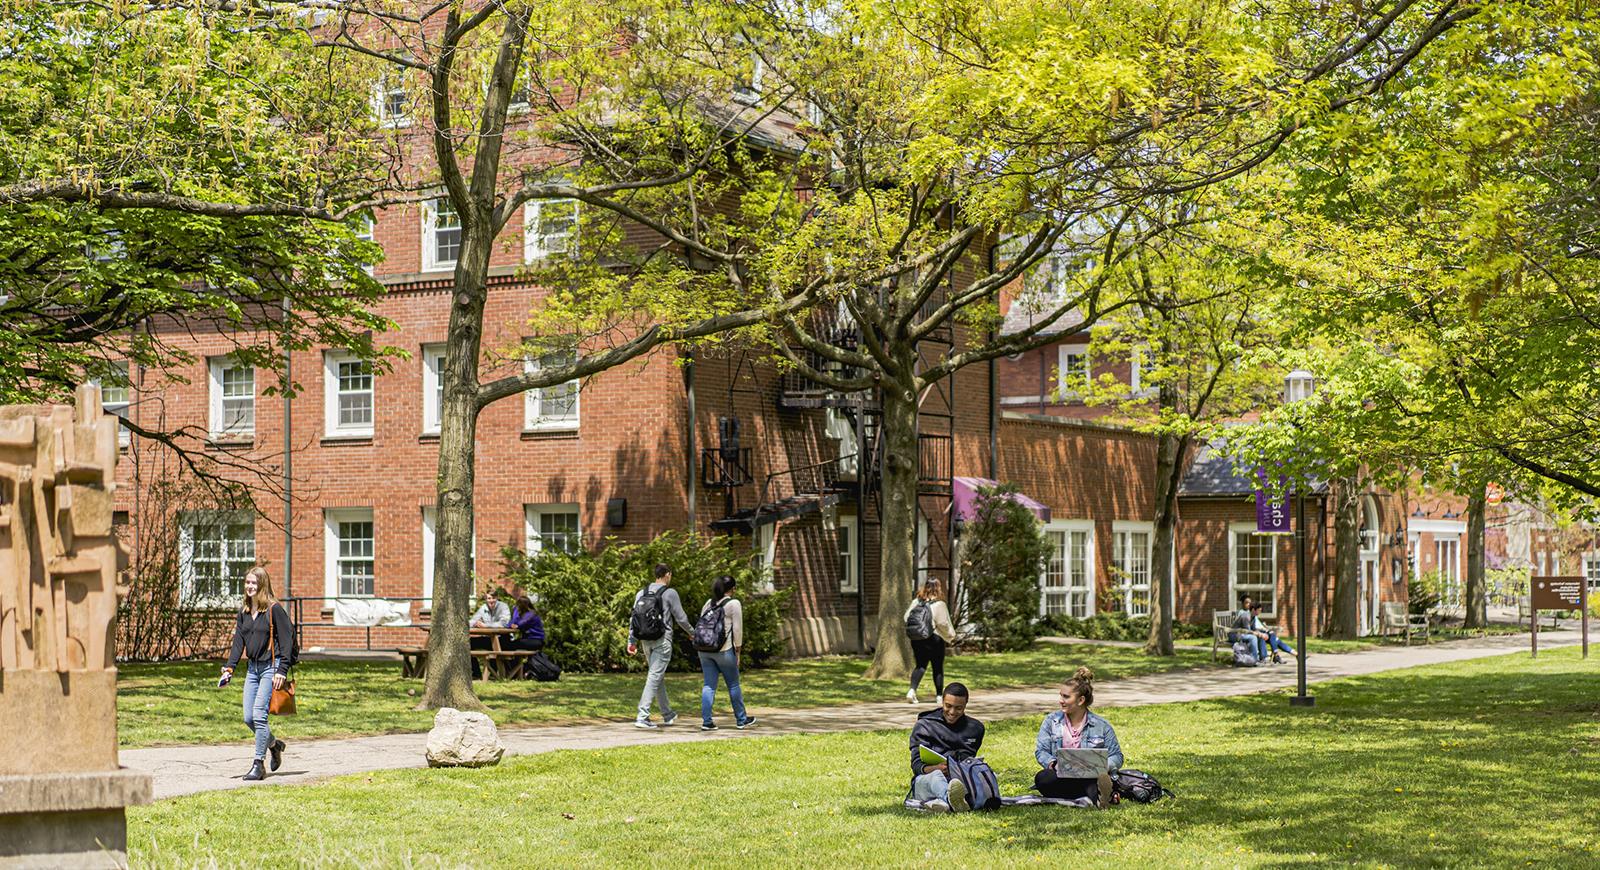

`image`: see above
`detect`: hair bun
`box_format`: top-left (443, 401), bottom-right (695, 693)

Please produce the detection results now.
top-left (1072, 666), bottom-right (1094, 684)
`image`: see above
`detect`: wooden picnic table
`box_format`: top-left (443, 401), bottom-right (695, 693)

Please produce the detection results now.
top-left (408, 627), bottom-right (532, 681)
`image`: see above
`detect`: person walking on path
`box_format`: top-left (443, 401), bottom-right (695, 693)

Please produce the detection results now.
top-left (1033, 667), bottom-right (1120, 808)
top-left (695, 574), bottom-right (756, 732)
top-left (627, 563), bottom-right (696, 729)
top-left (905, 578), bottom-right (957, 704)
top-left (219, 566), bottom-right (293, 782)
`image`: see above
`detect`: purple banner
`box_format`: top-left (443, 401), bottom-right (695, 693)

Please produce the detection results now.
top-left (1255, 470), bottom-right (1291, 535)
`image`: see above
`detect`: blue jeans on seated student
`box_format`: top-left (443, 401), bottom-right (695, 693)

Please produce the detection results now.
top-left (1265, 632), bottom-right (1296, 656)
top-left (698, 649), bottom-right (749, 727)
top-left (912, 770), bottom-right (950, 802)
top-left (241, 661), bottom-right (276, 760)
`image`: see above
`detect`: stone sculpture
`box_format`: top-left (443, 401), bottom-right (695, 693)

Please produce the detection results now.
top-left (0, 385), bottom-right (150, 868)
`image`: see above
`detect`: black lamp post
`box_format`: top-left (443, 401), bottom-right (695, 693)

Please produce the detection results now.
top-left (1284, 369), bottom-right (1317, 708)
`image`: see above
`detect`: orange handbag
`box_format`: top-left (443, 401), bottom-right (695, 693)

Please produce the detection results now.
top-left (268, 606), bottom-right (298, 716)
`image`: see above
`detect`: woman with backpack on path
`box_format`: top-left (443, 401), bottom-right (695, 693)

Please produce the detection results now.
top-left (694, 574), bottom-right (755, 732)
top-left (905, 578), bottom-right (957, 704)
top-left (218, 566), bottom-right (293, 782)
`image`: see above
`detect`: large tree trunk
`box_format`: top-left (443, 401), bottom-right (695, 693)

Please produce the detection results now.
top-left (1464, 478), bottom-right (1488, 628)
top-left (1326, 481), bottom-right (1361, 640)
top-left (1144, 429), bottom-right (1185, 656)
top-left (863, 375), bottom-right (920, 680)
top-left (419, 232), bottom-right (492, 712)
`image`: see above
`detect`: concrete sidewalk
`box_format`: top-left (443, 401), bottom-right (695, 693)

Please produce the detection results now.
top-left (124, 632), bottom-right (1573, 801)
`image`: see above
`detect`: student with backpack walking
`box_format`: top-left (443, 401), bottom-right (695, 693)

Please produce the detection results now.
top-left (626, 563), bottom-right (696, 729)
top-left (904, 578), bottom-right (957, 704)
top-left (218, 566), bottom-right (294, 782)
top-left (693, 574), bottom-right (755, 731)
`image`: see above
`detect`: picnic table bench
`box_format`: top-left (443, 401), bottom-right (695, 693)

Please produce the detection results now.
top-left (406, 627), bottom-right (532, 681)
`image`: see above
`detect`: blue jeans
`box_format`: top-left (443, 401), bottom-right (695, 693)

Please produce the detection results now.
top-left (636, 637), bottom-right (675, 723)
top-left (1265, 633), bottom-right (1296, 656)
top-left (1235, 633), bottom-right (1269, 661)
top-left (241, 661), bottom-right (276, 760)
top-left (912, 770), bottom-right (950, 802)
top-left (698, 649), bottom-right (749, 727)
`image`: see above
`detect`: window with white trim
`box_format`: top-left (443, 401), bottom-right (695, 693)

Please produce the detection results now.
top-left (355, 214), bottom-right (376, 275)
top-left (524, 199), bottom-right (578, 262)
top-left (97, 362), bottom-right (130, 445)
top-left (1057, 347), bottom-right (1090, 399)
top-left (1229, 524), bottom-right (1277, 615)
top-left (326, 508), bottom-right (375, 597)
top-left (524, 504), bottom-right (580, 554)
top-left (423, 197), bottom-right (461, 271)
top-left (1041, 521), bottom-right (1094, 617)
top-left (1436, 537), bottom-right (1461, 607)
top-left (523, 350), bottom-right (579, 431)
top-left (837, 511), bottom-right (859, 594)
top-left (421, 506), bottom-right (475, 606)
top-left (323, 351), bottom-right (374, 438)
top-left (179, 511), bottom-right (255, 604)
top-left (1584, 553), bottom-right (1600, 595)
top-left (1111, 522), bottom-right (1153, 617)
top-left (421, 343), bottom-right (447, 434)
top-left (732, 46), bottom-right (765, 104)
top-left (207, 357), bottom-right (255, 439)
top-left (752, 522), bottom-right (777, 593)
top-left (372, 68), bottom-right (409, 127)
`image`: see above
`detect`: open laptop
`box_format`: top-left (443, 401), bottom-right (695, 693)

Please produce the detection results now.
top-left (1054, 748), bottom-right (1110, 778)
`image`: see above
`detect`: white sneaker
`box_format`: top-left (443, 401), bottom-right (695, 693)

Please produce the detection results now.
top-left (662, 712), bottom-right (678, 726)
top-left (923, 798), bottom-right (952, 813)
top-left (634, 720), bottom-right (658, 729)
top-left (906, 689), bottom-right (918, 704)
top-left (947, 778), bottom-right (969, 812)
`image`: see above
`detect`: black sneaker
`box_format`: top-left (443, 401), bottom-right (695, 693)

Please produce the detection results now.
top-left (736, 717), bottom-right (757, 729)
top-left (662, 712), bottom-right (678, 726)
top-left (269, 739), bottom-right (285, 772)
top-left (701, 723), bottom-right (719, 731)
top-left (243, 760), bottom-right (265, 781)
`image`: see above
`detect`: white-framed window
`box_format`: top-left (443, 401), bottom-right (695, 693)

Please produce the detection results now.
top-left (1041, 520), bottom-right (1095, 617)
top-left (355, 214), bottom-right (376, 275)
top-left (323, 351), bottom-right (374, 438)
top-left (1229, 522), bottom-right (1277, 615)
top-left (523, 350), bottom-right (579, 431)
top-left (1057, 347), bottom-right (1090, 399)
top-left (372, 67), bottom-right (409, 127)
top-left (423, 197), bottom-right (462, 271)
top-left (1436, 536), bottom-right (1462, 607)
top-left (420, 343), bottom-right (447, 434)
top-left (178, 511), bottom-right (255, 605)
top-left (752, 522), bottom-right (777, 593)
top-left (837, 511), bottom-right (859, 594)
top-left (1111, 521), bottom-right (1153, 617)
top-left (325, 508), bottom-right (375, 598)
top-left (421, 506), bottom-right (475, 607)
top-left (732, 45), bottom-right (766, 105)
top-left (207, 357), bottom-right (255, 439)
top-left (97, 361), bottom-right (131, 445)
top-left (524, 503), bottom-right (580, 554)
top-left (1583, 553), bottom-right (1600, 594)
top-left (524, 198), bottom-right (578, 262)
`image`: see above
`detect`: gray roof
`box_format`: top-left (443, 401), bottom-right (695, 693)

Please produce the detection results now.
top-left (999, 304), bottom-right (1086, 338)
top-left (1179, 438), bottom-right (1328, 498)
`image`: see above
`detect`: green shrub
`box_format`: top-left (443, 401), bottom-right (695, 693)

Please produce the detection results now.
top-left (958, 484), bottom-right (1051, 652)
top-left (499, 530), bottom-right (790, 673)
top-left (1036, 612), bottom-right (1209, 642)
top-left (1409, 570), bottom-right (1444, 617)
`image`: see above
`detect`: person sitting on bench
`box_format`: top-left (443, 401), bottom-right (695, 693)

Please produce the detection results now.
top-left (1237, 596), bottom-right (1296, 664)
top-left (1033, 667), bottom-right (1120, 808)
top-left (507, 591), bottom-right (545, 652)
top-left (908, 683), bottom-right (984, 812)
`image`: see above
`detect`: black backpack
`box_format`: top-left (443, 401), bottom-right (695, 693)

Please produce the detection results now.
top-left (905, 599), bottom-right (933, 641)
top-left (692, 599), bottom-right (728, 652)
top-left (630, 585), bottom-right (667, 640)
top-left (1111, 769), bottom-right (1174, 804)
top-left (526, 651), bottom-right (561, 682)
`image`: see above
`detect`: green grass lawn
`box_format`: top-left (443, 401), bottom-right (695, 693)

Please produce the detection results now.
top-left (128, 647), bottom-right (1600, 868)
top-left (118, 642), bottom-right (1215, 748)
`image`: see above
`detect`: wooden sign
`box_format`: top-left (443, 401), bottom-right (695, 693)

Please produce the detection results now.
top-left (1531, 576), bottom-right (1584, 610)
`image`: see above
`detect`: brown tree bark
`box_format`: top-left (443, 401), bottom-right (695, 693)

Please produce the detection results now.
top-left (862, 369), bottom-right (920, 681)
top-left (1144, 426), bottom-right (1186, 656)
top-left (1464, 478), bottom-right (1488, 628)
top-left (1326, 480), bottom-right (1362, 640)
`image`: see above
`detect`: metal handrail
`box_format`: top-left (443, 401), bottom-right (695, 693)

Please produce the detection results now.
top-left (755, 453), bottom-right (857, 516)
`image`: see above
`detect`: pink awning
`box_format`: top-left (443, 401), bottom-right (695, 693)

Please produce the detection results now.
top-left (952, 477), bottom-right (1052, 523)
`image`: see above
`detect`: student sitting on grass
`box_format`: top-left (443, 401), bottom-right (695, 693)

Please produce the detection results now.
top-left (908, 683), bottom-right (984, 812)
top-left (1033, 667), bottom-right (1120, 808)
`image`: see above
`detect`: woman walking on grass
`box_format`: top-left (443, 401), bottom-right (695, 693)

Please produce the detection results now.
top-left (218, 566), bottom-right (293, 781)
top-left (696, 574), bottom-right (755, 731)
top-left (905, 578), bottom-right (957, 704)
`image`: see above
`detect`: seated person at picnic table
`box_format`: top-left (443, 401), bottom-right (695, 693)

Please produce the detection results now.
top-left (908, 683), bottom-right (984, 812)
top-left (469, 586), bottom-right (511, 678)
top-left (507, 592), bottom-right (545, 652)
top-left (1233, 596), bottom-right (1295, 664)
top-left (1034, 667), bottom-right (1120, 808)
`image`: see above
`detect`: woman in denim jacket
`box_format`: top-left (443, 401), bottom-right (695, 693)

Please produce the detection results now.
top-left (1033, 667), bottom-right (1122, 807)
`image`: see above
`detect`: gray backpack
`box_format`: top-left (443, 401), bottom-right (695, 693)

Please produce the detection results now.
top-left (1231, 640), bottom-right (1258, 667)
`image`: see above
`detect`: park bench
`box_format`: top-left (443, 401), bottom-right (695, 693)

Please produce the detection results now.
top-left (1516, 597), bottom-right (1563, 629)
top-left (471, 649), bottom-right (539, 681)
top-left (399, 647), bottom-right (428, 678)
top-left (1211, 610), bottom-right (1237, 661)
top-left (1378, 602), bottom-right (1428, 645)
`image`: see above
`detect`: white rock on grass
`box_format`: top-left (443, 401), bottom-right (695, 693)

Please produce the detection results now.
top-left (425, 707), bottom-right (505, 768)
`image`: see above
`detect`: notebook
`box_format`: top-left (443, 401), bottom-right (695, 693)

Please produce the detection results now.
top-left (1054, 748), bottom-right (1110, 778)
